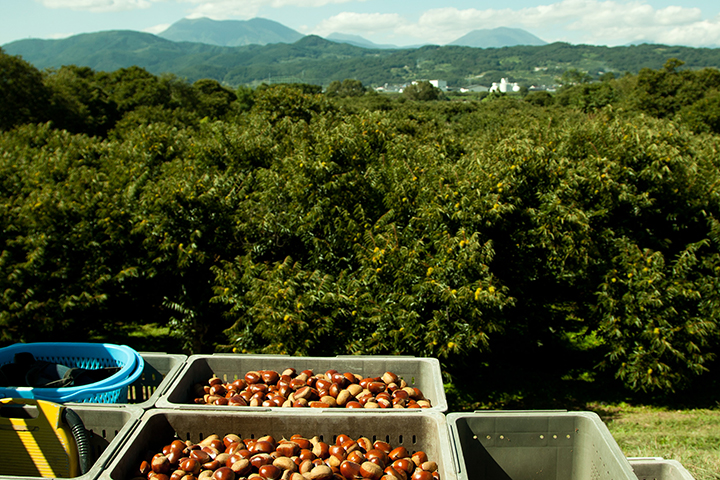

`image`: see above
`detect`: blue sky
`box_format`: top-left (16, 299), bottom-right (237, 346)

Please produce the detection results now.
top-left (2, 0), bottom-right (720, 48)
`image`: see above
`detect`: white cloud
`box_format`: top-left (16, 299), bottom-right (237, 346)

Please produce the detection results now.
top-left (38, 0), bottom-right (153, 12)
top-left (185, 0), bottom-right (361, 20)
top-left (144, 23), bottom-right (171, 34)
top-left (355, 0), bottom-right (719, 47)
top-left (655, 18), bottom-right (720, 47)
top-left (47, 32), bottom-right (76, 39)
top-left (311, 12), bottom-right (406, 37)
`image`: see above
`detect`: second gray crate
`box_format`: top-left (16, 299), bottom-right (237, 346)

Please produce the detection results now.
top-left (157, 354), bottom-right (447, 412)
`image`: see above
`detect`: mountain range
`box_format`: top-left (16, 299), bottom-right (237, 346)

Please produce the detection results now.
top-left (449, 27), bottom-right (546, 48)
top-left (152, 17), bottom-right (546, 50)
top-left (158, 17), bottom-right (304, 47)
top-left (4, 18), bottom-right (720, 89)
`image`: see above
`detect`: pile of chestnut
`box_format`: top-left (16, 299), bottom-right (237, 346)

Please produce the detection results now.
top-left (133, 432), bottom-right (441, 480)
top-left (191, 369), bottom-right (432, 409)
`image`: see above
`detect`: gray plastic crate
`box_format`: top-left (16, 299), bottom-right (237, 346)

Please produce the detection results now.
top-left (447, 410), bottom-right (637, 480)
top-left (156, 354), bottom-right (446, 412)
top-left (66, 353), bottom-right (186, 409)
top-left (100, 409), bottom-right (456, 480)
top-left (0, 404), bottom-right (142, 480)
top-left (628, 457), bottom-right (696, 480)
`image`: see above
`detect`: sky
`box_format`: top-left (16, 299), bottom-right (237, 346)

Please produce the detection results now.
top-left (2, 0), bottom-right (720, 48)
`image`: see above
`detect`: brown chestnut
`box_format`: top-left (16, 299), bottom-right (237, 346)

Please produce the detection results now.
top-left (411, 452), bottom-right (428, 467)
top-left (388, 447), bottom-right (409, 461)
top-left (359, 461), bottom-right (383, 480)
top-left (411, 471), bottom-right (433, 480)
top-left (339, 460), bottom-right (361, 480)
top-left (212, 467), bottom-right (235, 480)
top-left (259, 464), bottom-right (282, 480)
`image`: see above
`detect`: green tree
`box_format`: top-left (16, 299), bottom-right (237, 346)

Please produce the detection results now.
top-left (402, 81), bottom-right (442, 101)
top-left (326, 79), bottom-right (366, 98)
top-left (678, 90), bottom-right (720, 134)
top-left (193, 79), bottom-right (237, 119)
top-left (97, 66), bottom-right (172, 114)
top-left (251, 84), bottom-right (330, 124)
top-left (0, 48), bottom-right (51, 130)
top-left (524, 90), bottom-right (554, 107)
top-left (559, 68), bottom-right (593, 86)
top-left (44, 65), bottom-right (118, 136)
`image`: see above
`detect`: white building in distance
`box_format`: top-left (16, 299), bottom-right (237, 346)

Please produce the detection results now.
top-left (429, 80), bottom-right (448, 91)
top-left (490, 78), bottom-right (521, 93)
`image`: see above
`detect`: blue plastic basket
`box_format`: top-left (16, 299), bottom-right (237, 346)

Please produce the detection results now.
top-left (0, 342), bottom-right (144, 403)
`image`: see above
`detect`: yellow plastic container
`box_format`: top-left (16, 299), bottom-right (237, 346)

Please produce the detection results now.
top-left (0, 398), bottom-right (80, 478)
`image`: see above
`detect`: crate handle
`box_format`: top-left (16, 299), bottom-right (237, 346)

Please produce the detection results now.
top-left (333, 355), bottom-right (416, 359)
top-left (210, 353), bottom-right (291, 357)
top-left (472, 409), bottom-right (568, 413)
top-left (448, 423), bottom-right (462, 475)
top-left (96, 415), bottom-right (143, 470)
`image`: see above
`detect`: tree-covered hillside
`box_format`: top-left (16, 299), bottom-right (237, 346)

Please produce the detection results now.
top-left (2, 48), bottom-right (720, 400)
top-left (5, 31), bottom-right (720, 87)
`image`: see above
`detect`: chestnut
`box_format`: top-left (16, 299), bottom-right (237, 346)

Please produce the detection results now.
top-left (373, 441), bottom-right (392, 454)
top-left (245, 371), bottom-right (261, 384)
top-left (276, 442), bottom-right (299, 457)
top-left (273, 456), bottom-right (297, 472)
top-left (411, 471), bottom-right (433, 480)
top-left (368, 382), bottom-right (386, 394)
top-left (384, 466), bottom-right (406, 480)
top-left (339, 460), bottom-right (361, 479)
top-left (258, 464), bottom-right (282, 480)
top-left (359, 461), bottom-right (383, 480)
top-left (230, 459), bottom-right (251, 476)
top-left (366, 449), bottom-right (389, 466)
top-left (250, 453), bottom-right (273, 468)
top-left (381, 372), bottom-right (399, 385)
top-left (261, 370), bottom-right (280, 385)
top-left (291, 437), bottom-right (312, 450)
top-left (179, 458), bottom-right (201, 475)
top-left (306, 464), bottom-right (333, 480)
top-left (346, 450), bottom-right (365, 464)
top-left (212, 467), bottom-right (235, 480)
top-left (249, 437), bottom-right (275, 453)
top-left (411, 452), bottom-right (428, 467)
top-left (389, 447), bottom-right (409, 461)
top-left (152, 454), bottom-right (171, 474)
top-left (391, 459), bottom-right (414, 475)
top-left (170, 469), bottom-right (186, 480)
top-left (190, 450), bottom-right (211, 465)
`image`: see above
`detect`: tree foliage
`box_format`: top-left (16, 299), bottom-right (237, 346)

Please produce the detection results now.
top-left (0, 48), bottom-right (52, 130)
top-left (402, 81), bottom-right (443, 101)
top-left (2, 56), bottom-right (720, 396)
top-left (326, 79), bottom-right (366, 98)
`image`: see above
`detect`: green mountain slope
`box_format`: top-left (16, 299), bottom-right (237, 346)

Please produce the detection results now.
top-left (158, 17), bottom-right (304, 46)
top-left (5, 30), bottom-right (720, 88)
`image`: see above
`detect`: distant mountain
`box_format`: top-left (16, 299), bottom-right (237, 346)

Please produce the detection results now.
top-left (5, 29), bottom-right (720, 88)
top-left (325, 33), bottom-right (398, 50)
top-left (158, 17), bottom-right (303, 47)
top-left (449, 27), bottom-right (547, 48)
top-left (1, 30), bottom-right (205, 72)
